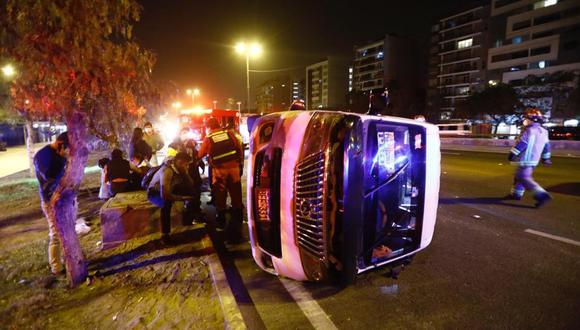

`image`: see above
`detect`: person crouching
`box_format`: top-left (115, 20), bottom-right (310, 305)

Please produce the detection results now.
top-left (147, 152), bottom-right (196, 244)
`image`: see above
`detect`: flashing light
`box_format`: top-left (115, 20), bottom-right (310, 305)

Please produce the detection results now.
top-left (180, 107), bottom-right (213, 115)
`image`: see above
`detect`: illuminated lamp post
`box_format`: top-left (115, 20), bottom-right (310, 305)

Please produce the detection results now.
top-left (235, 42), bottom-right (262, 113)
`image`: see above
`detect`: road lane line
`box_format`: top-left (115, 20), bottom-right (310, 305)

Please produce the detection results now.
top-left (280, 278), bottom-right (338, 330)
top-left (524, 229), bottom-right (580, 247)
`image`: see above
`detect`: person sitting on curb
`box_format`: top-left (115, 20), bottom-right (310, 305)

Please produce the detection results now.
top-left (104, 148), bottom-right (144, 196)
top-left (147, 152), bottom-right (196, 244)
top-left (167, 127), bottom-right (205, 223)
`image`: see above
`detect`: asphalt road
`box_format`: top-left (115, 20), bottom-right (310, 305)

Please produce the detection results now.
top-left (217, 150), bottom-right (580, 329)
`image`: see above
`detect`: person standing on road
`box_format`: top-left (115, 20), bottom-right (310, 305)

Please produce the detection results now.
top-left (143, 122), bottom-right (164, 167)
top-left (33, 132), bottom-right (68, 275)
top-left (507, 108), bottom-right (552, 207)
top-left (147, 152), bottom-right (196, 244)
top-left (198, 117), bottom-right (245, 243)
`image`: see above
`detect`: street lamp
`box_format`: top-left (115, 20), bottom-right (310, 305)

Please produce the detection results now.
top-left (186, 88), bottom-right (200, 105)
top-left (235, 41), bottom-right (262, 113)
top-left (172, 101), bottom-right (182, 109)
top-left (1, 64), bottom-right (16, 79)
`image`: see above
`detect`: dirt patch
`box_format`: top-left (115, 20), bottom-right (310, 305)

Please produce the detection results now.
top-left (0, 161), bottom-right (224, 329)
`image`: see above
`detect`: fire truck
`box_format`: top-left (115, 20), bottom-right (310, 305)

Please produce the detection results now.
top-left (179, 108), bottom-right (242, 142)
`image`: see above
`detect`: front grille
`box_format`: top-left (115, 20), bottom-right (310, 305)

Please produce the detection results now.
top-left (294, 152), bottom-right (326, 258)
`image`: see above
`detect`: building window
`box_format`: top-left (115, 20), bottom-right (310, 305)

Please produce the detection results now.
top-left (457, 38), bottom-right (473, 49)
top-left (456, 86), bottom-right (470, 95)
top-left (512, 36), bottom-right (523, 44)
top-left (376, 51), bottom-right (384, 59)
top-left (530, 46), bottom-right (550, 56)
top-left (539, 61), bottom-right (546, 68)
top-left (512, 20), bottom-right (531, 31)
top-left (534, 0), bottom-right (557, 10)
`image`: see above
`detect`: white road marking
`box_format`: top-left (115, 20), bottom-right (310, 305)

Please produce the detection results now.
top-left (202, 237), bottom-right (247, 330)
top-left (524, 229), bottom-right (580, 247)
top-left (280, 278), bottom-right (338, 330)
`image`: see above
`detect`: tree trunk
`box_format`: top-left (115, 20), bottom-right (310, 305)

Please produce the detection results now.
top-left (24, 119), bottom-right (35, 177)
top-left (48, 111), bottom-right (90, 287)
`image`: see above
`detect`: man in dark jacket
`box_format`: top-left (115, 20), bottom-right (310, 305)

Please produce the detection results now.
top-left (147, 152), bottom-right (196, 244)
top-left (34, 132), bottom-right (68, 274)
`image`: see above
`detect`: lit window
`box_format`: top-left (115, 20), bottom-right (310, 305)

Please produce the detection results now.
top-left (534, 0), bottom-right (557, 9)
top-left (376, 51), bottom-right (384, 59)
top-left (349, 74), bottom-right (353, 79)
top-left (457, 38), bottom-right (473, 49)
top-left (512, 36), bottom-right (523, 44)
top-left (349, 67), bottom-right (353, 73)
top-left (539, 61), bottom-right (546, 68)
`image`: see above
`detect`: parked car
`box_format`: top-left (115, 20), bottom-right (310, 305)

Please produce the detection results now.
top-left (548, 126), bottom-right (580, 140)
top-left (247, 110), bottom-right (440, 283)
top-left (436, 123), bottom-right (471, 136)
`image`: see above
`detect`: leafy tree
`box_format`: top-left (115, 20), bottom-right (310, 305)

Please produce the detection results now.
top-left (1, 0), bottom-right (155, 286)
top-left (456, 83), bottom-right (523, 133)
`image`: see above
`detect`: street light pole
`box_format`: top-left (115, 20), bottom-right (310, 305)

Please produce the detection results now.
top-left (245, 54), bottom-right (250, 114)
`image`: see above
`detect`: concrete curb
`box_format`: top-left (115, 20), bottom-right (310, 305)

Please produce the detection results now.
top-left (202, 235), bottom-right (247, 330)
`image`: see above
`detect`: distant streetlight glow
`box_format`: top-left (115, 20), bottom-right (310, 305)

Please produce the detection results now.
top-left (235, 41), bottom-right (263, 113)
top-left (172, 101), bottom-right (182, 109)
top-left (186, 88), bottom-right (200, 105)
top-left (1, 64), bottom-right (16, 78)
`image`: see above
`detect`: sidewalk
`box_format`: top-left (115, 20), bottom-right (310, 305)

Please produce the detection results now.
top-left (0, 143), bottom-right (45, 179)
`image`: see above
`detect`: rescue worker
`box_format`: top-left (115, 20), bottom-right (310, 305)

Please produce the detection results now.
top-left (167, 127), bottom-right (205, 222)
top-left (198, 117), bottom-right (245, 243)
top-left (147, 152), bottom-right (196, 244)
top-left (507, 108), bottom-right (552, 207)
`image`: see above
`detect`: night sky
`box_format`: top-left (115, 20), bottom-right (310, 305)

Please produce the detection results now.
top-left (134, 0), bottom-right (473, 107)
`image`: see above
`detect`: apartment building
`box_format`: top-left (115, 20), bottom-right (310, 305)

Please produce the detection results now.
top-left (305, 57), bottom-right (348, 109)
top-left (431, 4), bottom-right (491, 120)
top-left (487, 0), bottom-right (580, 84)
top-left (351, 34), bottom-right (423, 115)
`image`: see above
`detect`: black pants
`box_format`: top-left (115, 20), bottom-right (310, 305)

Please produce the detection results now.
top-left (147, 185), bottom-right (201, 235)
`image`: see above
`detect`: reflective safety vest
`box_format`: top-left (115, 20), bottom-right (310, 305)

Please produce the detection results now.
top-left (208, 130), bottom-right (239, 165)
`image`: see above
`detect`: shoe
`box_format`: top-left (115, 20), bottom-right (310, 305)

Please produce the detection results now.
top-left (192, 212), bottom-right (207, 224)
top-left (215, 211), bottom-right (227, 231)
top-left (534, 192), bottom-right (552, 208)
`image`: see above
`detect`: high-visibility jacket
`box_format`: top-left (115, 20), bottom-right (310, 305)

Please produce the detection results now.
top-left (510, 122), bottom-right (551, 167)
top-left (206, 129), bottom-right (240, 165)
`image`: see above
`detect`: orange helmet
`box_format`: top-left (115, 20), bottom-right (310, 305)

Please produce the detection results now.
top-left (524, 108), bottom-right (543, 123)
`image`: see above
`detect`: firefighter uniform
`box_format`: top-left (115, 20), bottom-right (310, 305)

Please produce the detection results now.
top-left (508, 109), bottom-right (552, 207)
top-left (199, 126), bottom-right (244, 242)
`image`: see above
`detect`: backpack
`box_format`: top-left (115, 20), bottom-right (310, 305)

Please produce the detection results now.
top-left (141, 165), bottom-right (161, 189)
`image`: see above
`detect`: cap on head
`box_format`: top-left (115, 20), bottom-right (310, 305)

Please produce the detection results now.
top-left (207, 117), bottom-right (220, 130)
top-left (525, 108), bottom-right (543, 123)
